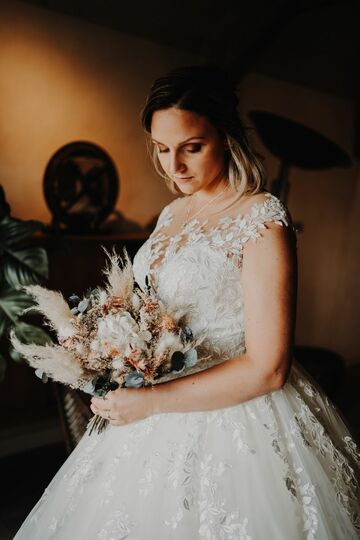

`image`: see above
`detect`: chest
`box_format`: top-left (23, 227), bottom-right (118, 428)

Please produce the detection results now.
top-left (133, 236), bottom-right (245, 330)
top-left (134, 224), bottom-right (246, 293)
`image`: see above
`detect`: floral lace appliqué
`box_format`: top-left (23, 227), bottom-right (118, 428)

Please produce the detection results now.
top-left (138, 192), bottom-right (292, 289)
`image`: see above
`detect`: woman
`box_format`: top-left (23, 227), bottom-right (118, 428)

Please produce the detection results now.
top-left (15, 65), bottom-right (360, 539)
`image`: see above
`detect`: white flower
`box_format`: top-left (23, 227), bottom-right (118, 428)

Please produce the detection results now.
top-left (96, 312), bottom-right (145, 352)
top-left (113, 357), bottom-right (125, 369)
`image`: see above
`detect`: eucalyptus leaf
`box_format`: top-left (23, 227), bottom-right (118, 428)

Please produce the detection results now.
top-left (82, 380), bottom-right (96, 396)
top-left (78, 298), bottom-right (90, 313)
top-left (184, 349), bottom-right (198, 368)
top-left (90, 289), bottom-right (100, 298)
top-left (124, 371), bottom-right (145, 388)
top-left (35, 368), bottom-right (49, 383)
top-left (3, 247), bottom-right (48, 288)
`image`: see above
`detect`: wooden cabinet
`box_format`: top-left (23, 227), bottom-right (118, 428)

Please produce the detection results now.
top-left (40, 232), bottom-right (149, 296)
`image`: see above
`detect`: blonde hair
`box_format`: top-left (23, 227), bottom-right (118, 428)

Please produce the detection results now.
top-left (145, 131), bottom-right (265, 196)
top-left (141, 65), bottom-right (266, 196)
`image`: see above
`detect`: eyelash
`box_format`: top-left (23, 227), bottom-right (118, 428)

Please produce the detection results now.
top-left (157, 144), bottom-right (202, 154)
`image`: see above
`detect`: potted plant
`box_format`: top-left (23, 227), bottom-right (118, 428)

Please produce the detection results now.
top-left (0, 184), bottom-right (52, 380)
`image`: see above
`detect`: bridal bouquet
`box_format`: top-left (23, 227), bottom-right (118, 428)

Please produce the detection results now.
top-left (10, 250), bottom-right (205, 434)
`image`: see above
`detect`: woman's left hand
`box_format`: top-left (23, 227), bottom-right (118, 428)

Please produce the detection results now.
top-left (91, 387), bottom-right (157, 426)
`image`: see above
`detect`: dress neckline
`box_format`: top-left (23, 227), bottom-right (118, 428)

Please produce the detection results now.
top-left (140, 191), bottom-right (290, 289)
top-left (158, 191), bottom-right (275, 239)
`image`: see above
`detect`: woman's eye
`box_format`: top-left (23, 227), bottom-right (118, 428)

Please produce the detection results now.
top-left (186, 144), bottom-right (202, 153)
top-left (157, 144), bottom-right (202, 154)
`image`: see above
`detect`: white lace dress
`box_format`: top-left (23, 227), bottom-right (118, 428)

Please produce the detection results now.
top-left (14, 192), bottom-right (360, 540)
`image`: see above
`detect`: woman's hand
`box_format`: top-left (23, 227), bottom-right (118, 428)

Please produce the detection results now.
top-left (90, 387), bottom-right (157, 427)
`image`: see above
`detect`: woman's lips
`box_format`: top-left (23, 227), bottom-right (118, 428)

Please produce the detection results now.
top-left (175, 176), bottom-right (193, 181)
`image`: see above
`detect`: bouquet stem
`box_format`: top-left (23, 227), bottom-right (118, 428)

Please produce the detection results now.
top-left (87, 414), bottom-right (109, 436)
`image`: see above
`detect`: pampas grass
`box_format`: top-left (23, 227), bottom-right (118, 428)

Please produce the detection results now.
top-left (102, 248), bottom-right (134, 301)
top-left (24, 285), bottom-right (76, 338)
top-left (10, 331), bottom-right (83, 387)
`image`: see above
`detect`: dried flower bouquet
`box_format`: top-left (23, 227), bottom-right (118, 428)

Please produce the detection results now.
top-left (10, 249), bottom-right (205, 434)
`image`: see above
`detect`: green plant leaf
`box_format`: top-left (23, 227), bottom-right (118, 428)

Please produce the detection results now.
top-left (0, 216), bottom-right (43, 248)
top-left (3, 247), bottom-right (48, 288)
top-left (0, 288), bottom-right (35, 339)
top-left (10, 321), bottom-right (53, 362)
top-left (13, 320), bottom-right (52, 344)
top-left (0, 194), bottom-right (50, 381)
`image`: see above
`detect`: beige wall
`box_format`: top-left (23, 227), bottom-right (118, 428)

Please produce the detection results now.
top-left (1, 1), bottom-right (359, 363)
top-left (240, 73), bottom-right (359, 363)
top-left (0, 0), bottom-right (203, 226)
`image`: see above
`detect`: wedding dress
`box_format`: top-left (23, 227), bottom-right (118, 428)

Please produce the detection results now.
top-left (14, 191), bottom-right (360, 539)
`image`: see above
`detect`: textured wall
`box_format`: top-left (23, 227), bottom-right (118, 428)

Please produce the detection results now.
top-left (1, 1), bottom-right (359, 363)
top-left (0, 0), bottom-right (203, 227)
top-left (240, 73), bottom-right (359, 363)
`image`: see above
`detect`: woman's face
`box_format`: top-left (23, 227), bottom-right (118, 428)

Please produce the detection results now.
top-left (150, 107), bottom-right (227, 195)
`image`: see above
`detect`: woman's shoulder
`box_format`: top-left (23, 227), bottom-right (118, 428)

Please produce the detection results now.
top-left (233, 189), bottom-right (282, 213)
top-left (242, 190), bottom-right (289, 216)
top-left (232, 190), bottom-right (294, 237)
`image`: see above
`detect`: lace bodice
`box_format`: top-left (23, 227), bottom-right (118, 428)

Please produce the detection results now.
top-left (133, 192), bottom-right (296, 369)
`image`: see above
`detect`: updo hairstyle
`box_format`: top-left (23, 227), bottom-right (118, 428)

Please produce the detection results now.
top-left (140, 64), bottom-right (265, 196)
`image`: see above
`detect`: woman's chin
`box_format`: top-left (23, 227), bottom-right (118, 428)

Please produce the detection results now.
top-left (174, 179), bottom-right (199, 195)
top-left (178, 186), bottom-right (195, 195)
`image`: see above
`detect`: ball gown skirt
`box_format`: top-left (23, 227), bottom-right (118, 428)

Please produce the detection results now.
top-left (13, 362), bottom-right (360, 539)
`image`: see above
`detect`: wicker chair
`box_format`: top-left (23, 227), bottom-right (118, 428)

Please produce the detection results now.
top-left (53, 384), bottom-right (92, 453)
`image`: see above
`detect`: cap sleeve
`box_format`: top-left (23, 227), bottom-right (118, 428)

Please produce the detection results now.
top-left (225, 193), bottom-right (297, 267)
top-left (240, 193), bottom-right (293, 244)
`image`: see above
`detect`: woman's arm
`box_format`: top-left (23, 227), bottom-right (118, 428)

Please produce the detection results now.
top-left (150, 221), bottom-right (298, 414)
top-left (92, 221), bottom-right (297, 424)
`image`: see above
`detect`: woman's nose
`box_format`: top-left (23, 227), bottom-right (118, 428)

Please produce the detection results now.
top-left (168, 152), bottom-right (186, 175)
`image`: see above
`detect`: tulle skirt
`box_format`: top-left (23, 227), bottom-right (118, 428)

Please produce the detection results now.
top-left (14, 362), bottom-right (360, 539)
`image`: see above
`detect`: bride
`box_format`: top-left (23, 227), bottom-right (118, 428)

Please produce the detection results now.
top-left (14, 65), bottom-right (360, 539)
